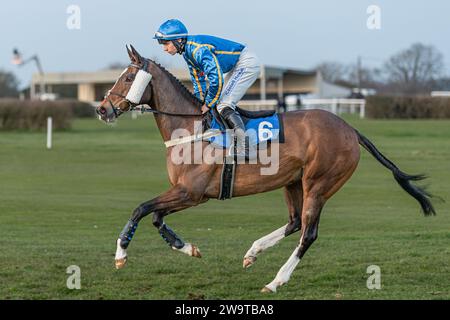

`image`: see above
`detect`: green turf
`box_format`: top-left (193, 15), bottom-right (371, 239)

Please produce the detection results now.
top-left (0, 113), bottom-right (449, 300)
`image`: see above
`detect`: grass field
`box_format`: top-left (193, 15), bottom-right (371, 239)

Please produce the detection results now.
top-left (0, 113), bottom-right (449, 300)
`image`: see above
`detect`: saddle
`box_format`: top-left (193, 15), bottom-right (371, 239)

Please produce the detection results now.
top-left (235, 106), bottom-right (276, 119)
top-left (203, 106), bottom-right (276, 132)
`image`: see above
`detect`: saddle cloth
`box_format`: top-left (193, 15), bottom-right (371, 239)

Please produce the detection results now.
top-left (205, 107), bottom-right (285, 148)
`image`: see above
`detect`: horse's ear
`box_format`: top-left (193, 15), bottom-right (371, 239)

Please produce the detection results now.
top-left (129, 44), bottom-right (142, 63)
top-left (126, 44), bottom-right (142, 64)
top-left (126, 45), bottom-right (134, 61)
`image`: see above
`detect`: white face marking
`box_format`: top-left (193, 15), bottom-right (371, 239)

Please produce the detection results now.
top-left (105, 69), bottom-right (129, 100)
top-left (113, 68), bottom-right (129, 88)
top-left (119, 68), bottom-right (128, 77)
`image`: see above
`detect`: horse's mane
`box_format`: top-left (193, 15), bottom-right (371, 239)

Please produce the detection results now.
top-left (149, 59), bottom-right (203, 107)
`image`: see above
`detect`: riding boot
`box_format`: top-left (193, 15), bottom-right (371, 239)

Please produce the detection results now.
top-left (220, 106), bottom-right (248, 158)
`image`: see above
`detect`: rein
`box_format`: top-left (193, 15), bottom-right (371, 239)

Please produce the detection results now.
top-left (130, 105), bottom-right (201, 117)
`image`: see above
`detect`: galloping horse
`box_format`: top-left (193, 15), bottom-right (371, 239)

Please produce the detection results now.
top-left (96, 45), bottom-right (435, 293)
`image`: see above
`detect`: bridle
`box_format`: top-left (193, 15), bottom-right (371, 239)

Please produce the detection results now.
top-left (100, 59), bottom-right (201, 119)
top-left (102, 60), bottom-right (147, 119)
top-left (105, 91), bottom-right (131, 118)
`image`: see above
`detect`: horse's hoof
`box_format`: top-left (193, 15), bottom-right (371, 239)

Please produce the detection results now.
top-left (243, 256), bottom-right (256, 268)
top-left (261, 286), bottom-right (274, 293)
top-left (115, 257), bottom-right (127, 269)
top-left (191, 245), bottom-right (202, 258)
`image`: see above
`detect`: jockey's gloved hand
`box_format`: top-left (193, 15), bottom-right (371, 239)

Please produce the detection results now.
top-left (202, 110), bottom-right (212, 131)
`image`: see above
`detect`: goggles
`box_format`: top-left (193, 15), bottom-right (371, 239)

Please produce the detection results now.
top-left (157, 39), bottom-right (170, 45)
top-left (155, 32), bottom-right (169, 44)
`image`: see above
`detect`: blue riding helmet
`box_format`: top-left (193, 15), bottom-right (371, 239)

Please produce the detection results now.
top-left (154, 19), bottom-right (188, 43)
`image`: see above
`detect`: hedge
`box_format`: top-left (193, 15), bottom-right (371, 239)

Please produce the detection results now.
top-left (0, 99), bottom-right (95, 130)
top-left (60, 99), bottom-right (96, 118)
top-left (366, 96), bottom-right (450, 119)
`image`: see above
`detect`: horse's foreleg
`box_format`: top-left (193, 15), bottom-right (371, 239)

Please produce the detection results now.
top-left (243, 180), bottom-right (302, 268)
top-left (115, 184), bottom-right (204, 269)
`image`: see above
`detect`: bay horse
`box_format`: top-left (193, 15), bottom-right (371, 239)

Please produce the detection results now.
top-left (96, 45), bottom-right (435, 293)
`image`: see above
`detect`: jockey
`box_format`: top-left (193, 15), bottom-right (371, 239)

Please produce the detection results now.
top-left (154, 19), bottom-right (261, 157)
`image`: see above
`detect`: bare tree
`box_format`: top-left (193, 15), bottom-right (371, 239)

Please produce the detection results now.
top-left (0, 70), bottom-right (20, 97)
top-left (316, 61), bottom-right (381, 89)
top-left (316, 61), bottom-right (349, 83)
top-left (384, 43), bottom-right (444, 95)
top-left (348, 64), bottom-right (382, 86)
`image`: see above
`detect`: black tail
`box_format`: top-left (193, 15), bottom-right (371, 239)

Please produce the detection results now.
top-left (355, 130), bottom-right (436, 216)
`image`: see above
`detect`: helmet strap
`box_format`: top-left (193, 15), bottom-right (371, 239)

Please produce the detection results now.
top-left (172, 38), bottom-right (186, 54)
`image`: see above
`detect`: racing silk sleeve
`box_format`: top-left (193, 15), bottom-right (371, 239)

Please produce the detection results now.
top-left (192, 46), bottom-right (224, 109)
top-left (187, 63), bottom-right (207, 102)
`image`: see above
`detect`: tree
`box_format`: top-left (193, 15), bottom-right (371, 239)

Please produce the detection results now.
top-left (347, 64), bottom-right (383, 88)
top-left (316, 61), bottom-right (349, 84)
top-left (383, 43), bottom-right (444, 95)
top-left (0, 70), bottom-right (20, 97)
top-left (316, 61), bottom-right (382, 89)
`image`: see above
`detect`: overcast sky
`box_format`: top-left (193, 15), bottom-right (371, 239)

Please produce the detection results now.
top-left (1, 0), bottom-right (450, 89)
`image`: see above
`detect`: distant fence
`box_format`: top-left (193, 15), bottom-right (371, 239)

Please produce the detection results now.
top-left (299, 99), bottom-right (366, 118)
top-left (239, 98), bottom-right (366, 118)
top-left (238, 99), bottom-right (278, 111)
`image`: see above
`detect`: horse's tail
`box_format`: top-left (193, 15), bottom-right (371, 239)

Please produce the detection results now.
top-left (355, 129), bottom-right (436, 216)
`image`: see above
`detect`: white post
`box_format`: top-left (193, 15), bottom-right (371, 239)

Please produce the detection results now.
top-left (331, 99), bottom-right (338, 114)
top-left (360, 101), bottom-right (366, 118)
top-left (47, 117), bottom-right (52, 149)
top-left (350, 103), bottom-right (355, 114)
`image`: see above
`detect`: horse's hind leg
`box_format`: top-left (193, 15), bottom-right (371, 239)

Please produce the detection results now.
top-left (262, 193), bottom-right (324, 293)
top-left (261, 155), bottom-right (359, 292)
top-left (243, 180), bottom-right (302, 268)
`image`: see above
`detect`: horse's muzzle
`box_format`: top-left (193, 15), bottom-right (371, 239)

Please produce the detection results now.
top-left (96, 106), bottom-right (107, 116)
top-left (96, 106), bottom-right (115, 123)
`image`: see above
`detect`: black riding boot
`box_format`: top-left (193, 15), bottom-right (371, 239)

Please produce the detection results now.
top-left (220, 106), bottom-right (248, 158)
